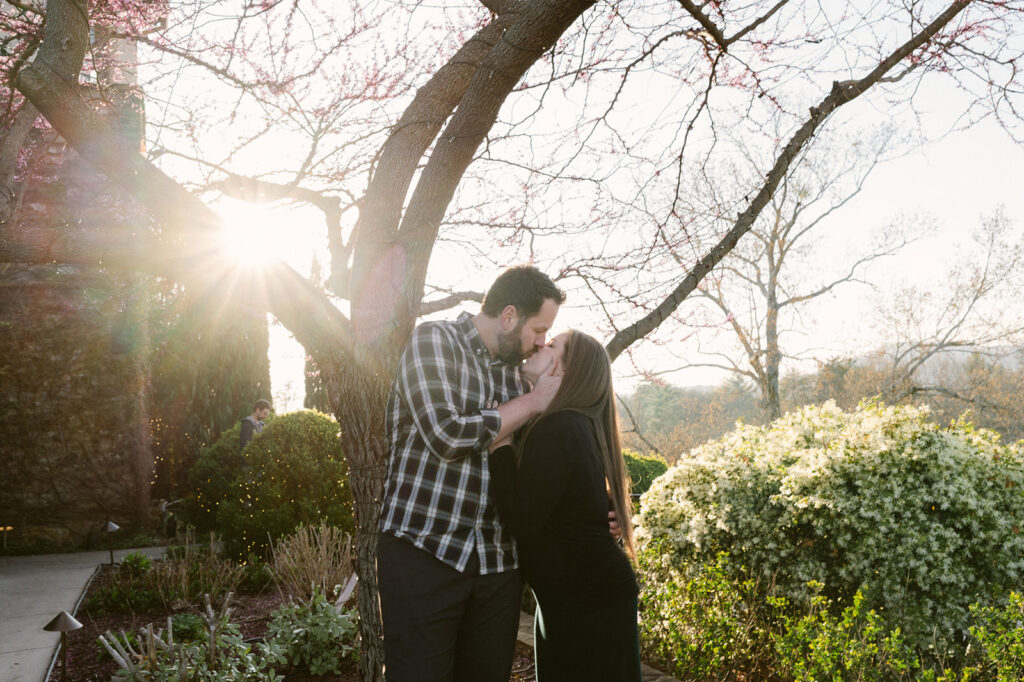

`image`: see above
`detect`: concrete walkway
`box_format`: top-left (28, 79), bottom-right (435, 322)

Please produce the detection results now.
top-left (0, 547), bottom-right (165, 682)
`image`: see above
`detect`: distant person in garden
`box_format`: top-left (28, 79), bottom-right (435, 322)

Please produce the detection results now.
top-left (377, 265), bottom-right (565, 682)
top-left (239, 398), bottom-right (271, 448)
top-left (488, 330), bottom-right (641, 682)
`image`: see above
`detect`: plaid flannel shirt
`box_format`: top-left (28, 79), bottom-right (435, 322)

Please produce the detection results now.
top-left (380, 312), bottom-right (527, 574)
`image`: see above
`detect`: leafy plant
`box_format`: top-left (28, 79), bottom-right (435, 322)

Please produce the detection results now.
top-left (181, 422), bottom-right (247, 533)
top-left (85, 574), bottom-right (161, 615)
top-left (638, 548), bottom-right (774, 680)
top-left (266, 589), bottom-right (358, 675)
top-left (239, 555), bottom-right (274, 595)
top-left (170, 612), bottom-right (206, 642)
top-left (119, 551), bottom-right (153, 578)
top-left (969, 591), bottom-right (1024, 681)
top-left (773, 584), bottom-right (921, 681)
top-left (270, 522), bottom-right (355, 603)
top-left (99, 594), bottom-right (286, 681)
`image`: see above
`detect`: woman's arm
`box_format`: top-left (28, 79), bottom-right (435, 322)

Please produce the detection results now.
top-left (488, 413), bottom-right (579, 540)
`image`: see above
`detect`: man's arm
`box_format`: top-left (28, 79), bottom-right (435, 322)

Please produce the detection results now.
top-left (492, 369), bottom-right (560, 446)
top-left (397, 324), bottom-right (550, 460)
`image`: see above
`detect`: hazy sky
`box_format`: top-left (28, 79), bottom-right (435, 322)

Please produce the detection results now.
top-left (263, 105), bottom-right (1024, 412)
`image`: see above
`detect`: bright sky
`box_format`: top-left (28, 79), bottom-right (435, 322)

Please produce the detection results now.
top-left (181, 4), bottom-right (1024, 413)
top-left (260, 105), bottom-right (1024, 413)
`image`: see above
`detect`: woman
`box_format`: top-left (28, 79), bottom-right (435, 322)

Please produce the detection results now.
top-left (489, 330), bottom-right (641, 682)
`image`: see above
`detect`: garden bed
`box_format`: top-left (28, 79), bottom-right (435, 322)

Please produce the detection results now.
top-left (62, 564), bottom-right (537, 681)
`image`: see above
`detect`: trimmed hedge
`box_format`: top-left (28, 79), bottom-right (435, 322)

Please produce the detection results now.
top-left (624, 449), bottom-right (668, 497)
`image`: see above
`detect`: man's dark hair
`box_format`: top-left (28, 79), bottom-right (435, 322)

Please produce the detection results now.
top-left (480, 265), bottom-right (565, 319)
top-left (253, 398), bottom-right (272, 411)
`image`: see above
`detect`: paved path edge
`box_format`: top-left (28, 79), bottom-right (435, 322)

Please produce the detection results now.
top-left (43, 563), bottom-right (101, 682)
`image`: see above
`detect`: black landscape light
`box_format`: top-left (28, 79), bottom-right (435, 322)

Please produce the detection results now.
top-left (105, 521), bottom-right (120, 564)
top-left (1, 525), bottom-right (11, 550)
top-left (43, 610), bottom-right (83, 682)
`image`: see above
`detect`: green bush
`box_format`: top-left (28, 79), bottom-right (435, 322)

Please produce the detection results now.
top-left (638, 548), bottom-right (773, 680)
top-left (181, 422), bottom-right (246, 532)
top-left (170, 612), bottom-right (206, 642)
top-left (969, 592), bottom-right (1024, 681)
top-left (119, 551), bottom-right (153, 578)
top-left (85, 580), bottom-right (161, 615)
top-left (637, 551), bottom-right (1003, 681)
top-left (638, 401), bottom-right (1024, 654)
top-left (216, 411), bottom-right (354, 560)
top-left (266, 590), bottom-right (359, 675)
top-left (624, 449), bottom-right (668, 497)
top-left (772, 584), bottom-right (921, 681)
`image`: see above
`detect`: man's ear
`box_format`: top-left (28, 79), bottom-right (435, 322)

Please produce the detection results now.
top-left (500, 304), bottom-right (520, 331)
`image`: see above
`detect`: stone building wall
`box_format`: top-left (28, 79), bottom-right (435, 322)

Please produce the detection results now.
top-left (0, 96), bottom-right (153, 546)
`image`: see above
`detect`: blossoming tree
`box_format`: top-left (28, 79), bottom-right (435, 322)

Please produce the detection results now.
top-left (2, 0), bottom-right (1022, 676)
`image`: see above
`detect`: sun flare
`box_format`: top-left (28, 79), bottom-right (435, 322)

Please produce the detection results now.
top-left (217, 198), bottom-right (281, 267)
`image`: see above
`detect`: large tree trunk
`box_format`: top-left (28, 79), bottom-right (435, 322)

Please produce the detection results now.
top-left (325, 360), bottom-right (392, 682)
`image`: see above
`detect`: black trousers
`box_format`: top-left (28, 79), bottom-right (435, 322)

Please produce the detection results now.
top-left (534, 593), bottom-right (641, 682)
top-left (377, 533), bottom-right (523, 682)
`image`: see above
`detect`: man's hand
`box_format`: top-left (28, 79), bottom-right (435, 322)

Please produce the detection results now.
top-left (492, 359), bottom-right (561, 446)
top-left (608, 510), bottom-right (621, 541)
top-left (529, 359), bottom-right (561, 412)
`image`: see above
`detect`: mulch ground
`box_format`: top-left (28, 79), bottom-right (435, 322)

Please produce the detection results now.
top-left (62, 565), bottom-right (536, 681)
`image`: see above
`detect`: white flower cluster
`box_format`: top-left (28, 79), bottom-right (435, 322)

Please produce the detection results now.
top-left (636, 400), bottom-right (1024, 647)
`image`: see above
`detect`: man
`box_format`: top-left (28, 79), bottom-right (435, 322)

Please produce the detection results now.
top-left (239, 398), bottom-right (271, 448)
top-left (377, 265), bottom-right (566, 682)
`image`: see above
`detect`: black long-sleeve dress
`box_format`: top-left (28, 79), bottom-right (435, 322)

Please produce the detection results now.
top-left (489, 410), bottom-right (641, 682)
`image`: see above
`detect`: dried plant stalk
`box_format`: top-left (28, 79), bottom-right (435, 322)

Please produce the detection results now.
top-left (271, 522), bottom-right (356, 604)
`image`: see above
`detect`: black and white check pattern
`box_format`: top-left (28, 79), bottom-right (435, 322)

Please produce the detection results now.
top-left (380, 312), bottom-right (528, 574)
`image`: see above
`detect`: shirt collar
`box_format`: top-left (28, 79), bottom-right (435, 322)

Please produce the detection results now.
top-left (455, 311), bottom-right (508, 367)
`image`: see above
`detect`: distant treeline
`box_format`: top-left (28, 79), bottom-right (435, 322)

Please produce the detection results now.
top-left (620, 350), bottom-right (1024, 463)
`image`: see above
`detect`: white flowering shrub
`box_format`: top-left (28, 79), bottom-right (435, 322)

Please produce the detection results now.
top-left (637, 400), bottom-right (1024, 650)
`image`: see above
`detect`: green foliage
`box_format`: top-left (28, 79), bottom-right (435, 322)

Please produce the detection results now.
top-left (102, 595), bottom-right (286, 681)
top-left (181, 422), bottom-right (246, 532)
top-left (969, 592), bottom-right (1024, 681)
top-left (87, 534), bottom-right (245, 615)
top-left (149, 283), bottom-right (271, 501)
top-left (638, 401), bottom-right (1024, 654)
top-left (170, 612), bottom-right (206, 642)
top-left (217, 411), bottom-right (354, 560)
top-left (623, 449), bottom-right (668, 496)
top-left (638, 548), bottom-right (773, 680)
top-left (773, 585), bottom-right (921, 681)
top-left (119, 551), bottom-right (153, 578)
top-left (238, 555), bottom-right (274, 594)
top-left (86, 578), bottom-right (162, 615)
top-left (266, 590), bottom-right (359, 675)
top-left (636, 551), bottom-right (1014, 681)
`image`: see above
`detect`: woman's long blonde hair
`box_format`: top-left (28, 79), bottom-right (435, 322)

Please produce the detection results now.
top-left (518, 330), bottom-right (635, 557)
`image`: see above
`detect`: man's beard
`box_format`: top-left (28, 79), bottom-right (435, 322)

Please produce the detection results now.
top-left (495, 320), bottom-right (528, 364)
